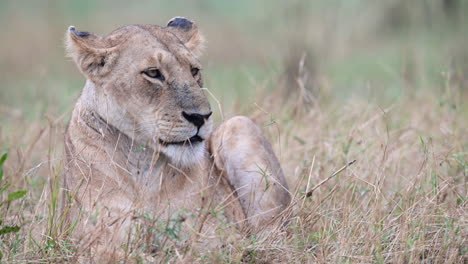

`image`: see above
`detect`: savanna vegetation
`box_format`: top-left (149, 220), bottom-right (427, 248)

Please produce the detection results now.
top-left (0, 0), bottom-right (466, 263)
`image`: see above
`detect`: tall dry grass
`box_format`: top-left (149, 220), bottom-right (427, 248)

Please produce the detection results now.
top-left (0, 0), bottom-right (466, 263)
top-left (0, 65), bottom-right (466, 263)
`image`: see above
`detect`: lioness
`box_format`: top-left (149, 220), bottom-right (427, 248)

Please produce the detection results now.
top-left (64, 17), bottom-right (290, 261)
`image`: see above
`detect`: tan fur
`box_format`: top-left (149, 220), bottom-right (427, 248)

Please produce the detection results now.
top-left (63, 18), bottom-right (290, 262)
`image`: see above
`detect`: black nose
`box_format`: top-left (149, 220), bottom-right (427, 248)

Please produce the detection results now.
top-left (182, 111), bottom-right (212, 128)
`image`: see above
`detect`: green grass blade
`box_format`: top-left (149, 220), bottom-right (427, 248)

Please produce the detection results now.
top-left (7, 190), bottom-right (27, 203)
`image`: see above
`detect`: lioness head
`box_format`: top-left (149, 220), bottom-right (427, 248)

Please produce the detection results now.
top-left (66, 17), bottom-right (212, 166)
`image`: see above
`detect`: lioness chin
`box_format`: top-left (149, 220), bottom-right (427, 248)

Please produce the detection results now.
top-left (63, 17), bottom-right (290, 262)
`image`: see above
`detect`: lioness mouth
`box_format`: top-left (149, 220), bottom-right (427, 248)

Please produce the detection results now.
top-left (159, 135), bottom-right (204, 146)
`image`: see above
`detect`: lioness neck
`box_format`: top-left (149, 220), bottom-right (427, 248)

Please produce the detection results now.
top-left (69, 81), bottom-right (194, 192)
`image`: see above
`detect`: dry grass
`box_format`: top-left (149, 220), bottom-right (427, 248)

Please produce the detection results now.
top-left (0, 74), bottom-right (466, 263)
top-left (0, 1), bottom-right (467, 263)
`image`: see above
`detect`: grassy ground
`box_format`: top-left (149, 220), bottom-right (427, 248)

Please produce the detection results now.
top-left (0, 0), bottom-right (467, 263)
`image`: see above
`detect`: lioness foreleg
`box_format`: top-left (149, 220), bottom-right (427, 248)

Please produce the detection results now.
top-left (210, 116), bottom-right (291, 231)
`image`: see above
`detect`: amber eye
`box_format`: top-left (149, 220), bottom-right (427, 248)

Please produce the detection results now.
top-left (143, 68), bottom-right (165, 81)
top-left (191, 67), bottom-right (200, 77)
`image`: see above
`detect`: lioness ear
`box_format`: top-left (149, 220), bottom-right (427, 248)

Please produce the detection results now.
top-left (65, 26), bottom-right (119, 82)
top-left (166, 17), bottom-right (205, 57)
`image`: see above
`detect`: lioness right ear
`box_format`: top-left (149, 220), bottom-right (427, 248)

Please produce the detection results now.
top-left (166, 17), bottom-right (205, 58)
top-left (65, 26), bottom-right (119, 82)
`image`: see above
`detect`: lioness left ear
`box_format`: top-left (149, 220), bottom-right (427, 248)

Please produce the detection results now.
top-left (65, 26), bottom-right (120, 83)
top-left (166, 17), bottom-right (205, 57)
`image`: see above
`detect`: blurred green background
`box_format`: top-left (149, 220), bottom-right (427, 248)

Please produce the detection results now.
top-left (0, 0), bottom-right (466, 122)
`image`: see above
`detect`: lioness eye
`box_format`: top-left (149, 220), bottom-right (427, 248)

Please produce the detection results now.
top-left (144, 68), bottom-right (165, 81)
top-left (191, 67), bottom-right (200, 77)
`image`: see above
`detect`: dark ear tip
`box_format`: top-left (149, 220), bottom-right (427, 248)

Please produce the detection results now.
top-left (167, 17), bottom-right (194, 30)
top-left (69, 26), bottom-right (90, 37)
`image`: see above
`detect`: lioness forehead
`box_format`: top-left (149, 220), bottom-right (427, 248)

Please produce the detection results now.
top-left (66, 19), bottom-right (205, 83)
top-left (108, 25), bottom-right (199, 65)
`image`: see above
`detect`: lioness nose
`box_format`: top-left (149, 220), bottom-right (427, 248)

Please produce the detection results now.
top-left (182, 111), bottom-right (212, 128)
